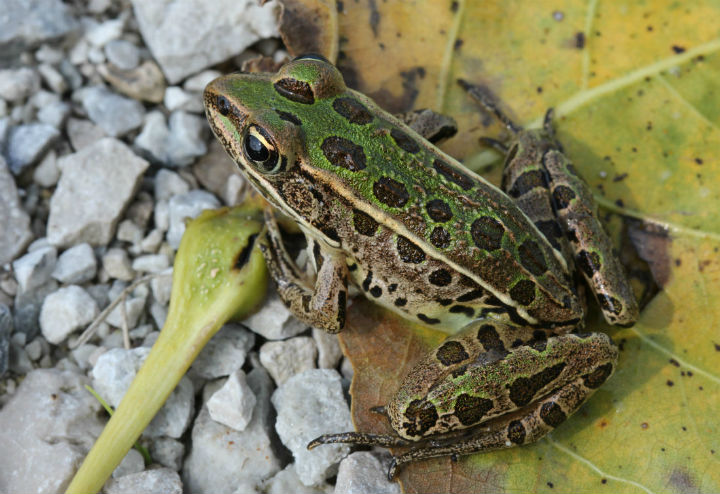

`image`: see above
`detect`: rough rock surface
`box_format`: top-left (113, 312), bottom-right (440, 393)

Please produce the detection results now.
top-left (47, 138), bottom-right (149, 247)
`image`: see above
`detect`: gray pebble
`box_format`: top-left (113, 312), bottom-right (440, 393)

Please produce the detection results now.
top-left (37, 101), bottom-right (71, 129)
top-left (5, 123), bottom-right (60, 175)
top-left (0, 0), bottom-right (79, 59)
top-left (166, 190), bottom-right (220, 248)
top-left (79, 86), bottom-right (145, 137)
top-left (0, 304), bottom-right (12, 377)
top-left (335, 452), bottom-right (401, 494)
top-left (105, 39), bottom-right (140, 70)
top-left (149, 437), bottom-right (185, 471)
top-left (190, 323), bottom-right (255, 379)
top-left (102, 247), bottom-right (135, 281)
top-left (32, 150), bottom-right (60, 187)
top-left (272, 369), bottom-right (353, 486)
top-left (131, 0), bottom-right (280, 83)
top-left (0, 68), bottom-right (40, 102)
top-left (259, 337), bottom-right (318, 385)
top-left (0, 369), bottom-right (103, 494)
top-left (0, 156), bottom-right (33, 264)
top-left (106, 468), bottom-right (183, 494)
top-left (47, 138), bottom-right (149, 247)
top-left (12, 245), bottom-right (57, 293)
top-left (12, 280), bottom-right (58, 340)
top-left (183, 367), bottom-right (280, 492)
top-left (52, 243), bottom-right (97, 284)
top-left (66, 117), bottom-right (107, 151)
top-left (39, 285), bottom-right (99, 344)
top-left (154, 168), bottom-right (189, 202)
top-left (37, 63), bottom-right (68, 94)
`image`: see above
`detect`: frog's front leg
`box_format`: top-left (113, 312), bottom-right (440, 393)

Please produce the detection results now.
top-left (258, 209), bottom-right (348, 333)
top-left (309, 320), bottom-right (617, 478)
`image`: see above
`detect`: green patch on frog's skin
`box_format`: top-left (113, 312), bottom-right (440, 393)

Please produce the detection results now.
top-left (203, 55), bottom-right (638, 479)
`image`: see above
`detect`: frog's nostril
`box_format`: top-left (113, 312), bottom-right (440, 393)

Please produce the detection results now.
top-left (217, 95), bottom-right (230, 116)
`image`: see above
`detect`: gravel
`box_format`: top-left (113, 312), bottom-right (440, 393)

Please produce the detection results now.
top-left (0, 2), bottom-right (374, 493)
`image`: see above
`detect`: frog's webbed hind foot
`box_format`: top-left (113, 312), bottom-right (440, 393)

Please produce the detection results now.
top-left (478, 136), bottom-right (509, 153)
top-left (457, 79), bottom-right (522, 134)
top-left (308, 432), bottom-right (410, 450)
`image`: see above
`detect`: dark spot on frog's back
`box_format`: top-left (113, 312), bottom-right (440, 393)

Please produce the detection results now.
top-left (275, 110), bottom-right (302, 126)
top-left (508, 169), bottom-right (547, 198)
top-left (470, 216), bottom-right (505, 251)
top-left (454, 393), bottom-right (494, 426)
top-left (321, 136), bottom-right (366, 171)
top-left (373, 176), bottom-right (409, 207)
top-left (508, 362), bottom-right (566, 407)
top-left (396, 236), bottom-right (425, 263)
top-left (509, 279), bottom-right (536, 306)
top-left (429, 268), bottom-right (452, 286)
top-left (332, 97), bottom-right (373, 124)
top-left (476, 324), bottom-right (506, 353)
top-left (403, 399), bottom-right (438, 437)
top-left (274, 78), bottom-right (315, 104)
top-left (430, 226), bottom-right (451, 248)
top-left (582, 362), bottom-right (614, 389)
top-left (518, 240), bottom-right (548, 276)
top-left (426, 199), bottom-right (452, 222)
top-left (597, 294), bottom-right (623, 316)
top-left (577, 250), bottom-right (602, 277)
top-left (353, 209), bottom-right (378, 236)
top-left (433, 158), bottom-right (474, 190)
top-left (539, 401), bottom-right (567, 427)
top-left (552, 185), bottom-right (576, 209)
top-left (508, 420), bottom-right (526, 444)
top-left (390, 128), bottom-right (421, 153)
top-left (436, 340), bottom-right (469, 366)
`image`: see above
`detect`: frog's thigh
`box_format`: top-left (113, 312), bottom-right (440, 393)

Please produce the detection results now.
top-left (259, 210), bottom-right (348, 333)
top-left (389, 322), bottom-right (617, 439)
top-left (390, 332), bottom-right (617, 475)
top-left (542, 150), bottom-right (638, 326)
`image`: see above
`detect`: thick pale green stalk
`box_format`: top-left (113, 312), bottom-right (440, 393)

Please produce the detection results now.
top-left (65, 205), bottom-right (268, 494)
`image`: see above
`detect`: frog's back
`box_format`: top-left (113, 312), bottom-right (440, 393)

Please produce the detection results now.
top-left (296, 87), bottom-right (581, 329)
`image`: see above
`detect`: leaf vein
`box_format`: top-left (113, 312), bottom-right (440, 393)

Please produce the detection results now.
top-left (547, 436), bottom-right (657, 494)
top-left (630, 327), bottom-right (720, 386)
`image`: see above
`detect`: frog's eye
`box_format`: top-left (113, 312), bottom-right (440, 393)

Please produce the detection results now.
top-left (243, 125), bottom-right (281, 174)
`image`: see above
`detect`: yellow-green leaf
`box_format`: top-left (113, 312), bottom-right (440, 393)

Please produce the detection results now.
top-left (287, 1), bottom-right (720, 492)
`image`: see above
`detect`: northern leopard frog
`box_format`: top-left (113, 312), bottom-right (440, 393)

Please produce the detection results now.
top-left (203, 54), bottom-right (638, 478)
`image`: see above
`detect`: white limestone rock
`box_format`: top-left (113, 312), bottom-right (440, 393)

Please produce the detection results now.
top-left (47, 138), bottom-right (149, 247)
top-left (131, 0), bottom-right (281, 83)
top-left (259, 336), bottom-right (317, 385)
top-left (0, 369), bottom-right (104, 494)
top-left (40, 285), bottom-right (99, 344)
top-left (272, 369), bottom-right (353, 486)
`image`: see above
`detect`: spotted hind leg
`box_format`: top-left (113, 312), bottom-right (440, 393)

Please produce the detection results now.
top-left (386, 362), bottom-right (612, 478)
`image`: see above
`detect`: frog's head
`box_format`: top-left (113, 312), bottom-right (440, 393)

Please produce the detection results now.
top-left (203, 55), bottom-right (347, 209)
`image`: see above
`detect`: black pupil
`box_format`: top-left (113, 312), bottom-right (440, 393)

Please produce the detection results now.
top-left (245, 134), bottom-right (269, 162)
top-left (217, 96), bottom-right (230, 116)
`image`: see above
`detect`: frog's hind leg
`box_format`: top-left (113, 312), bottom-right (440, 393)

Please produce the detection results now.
top-left (386, 364), bottom-right (611, 479)
top-left (540, 146), bottom-right (639, 326)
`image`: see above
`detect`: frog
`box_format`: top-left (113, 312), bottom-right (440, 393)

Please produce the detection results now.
top-left (203, 54), bottom-right (639, 479)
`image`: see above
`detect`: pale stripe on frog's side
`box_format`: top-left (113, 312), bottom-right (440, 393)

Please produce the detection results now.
top-left (203, 54), bottom-right (638, 479)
